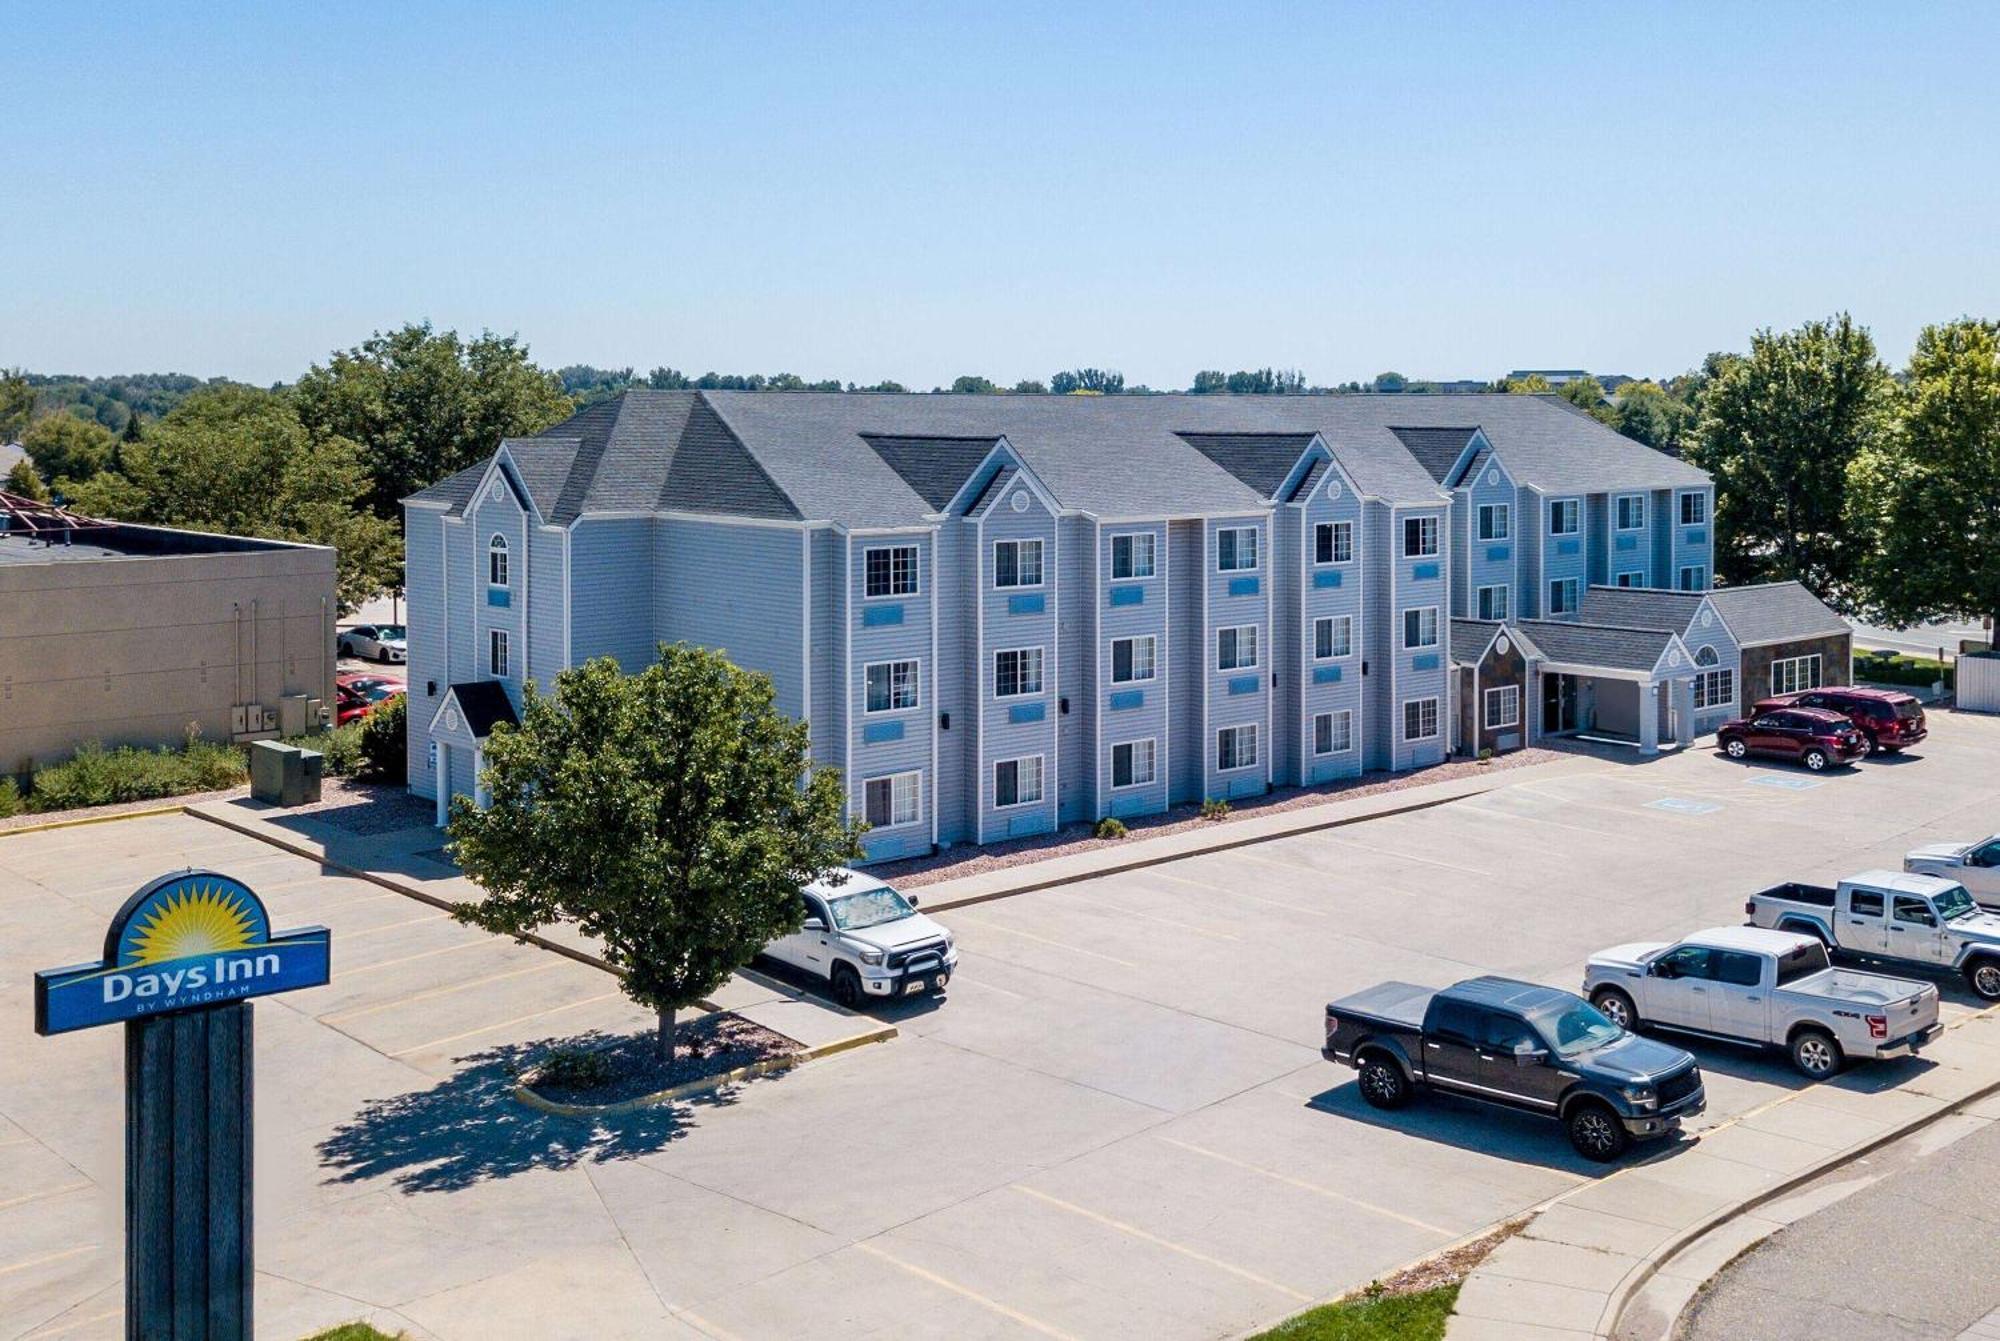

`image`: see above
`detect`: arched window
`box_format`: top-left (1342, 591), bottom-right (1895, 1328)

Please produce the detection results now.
top-left (1694, 645), bottom-right (1719, 667)
top-left (488, 535), bottom-right (510, 587)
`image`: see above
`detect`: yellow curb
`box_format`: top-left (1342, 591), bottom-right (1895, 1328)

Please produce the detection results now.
top-left (511, 1022), bottom-right (898, 1118)
top-left (0, 803), bottom-right (190, 838)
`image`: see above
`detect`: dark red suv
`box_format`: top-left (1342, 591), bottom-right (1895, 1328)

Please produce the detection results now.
top-left (1716, 707), bottom-right (1868, 771)
top-left (1755, 687), bottom-right (1927, 755)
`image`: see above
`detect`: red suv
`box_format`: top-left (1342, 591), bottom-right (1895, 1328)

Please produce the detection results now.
top-left (1716, 707), bottom-right (1868, 771)
top-left (1755, 687), bottom-right (1927, 755)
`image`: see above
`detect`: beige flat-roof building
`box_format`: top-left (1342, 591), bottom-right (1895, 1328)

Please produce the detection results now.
top-left (0, 515), bottom-right (337, 775)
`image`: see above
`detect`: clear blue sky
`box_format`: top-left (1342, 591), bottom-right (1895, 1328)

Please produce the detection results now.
top-left (7, 2), bottom-right (1997, 389)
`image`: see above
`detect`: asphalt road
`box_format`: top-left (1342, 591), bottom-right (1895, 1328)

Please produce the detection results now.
top-left (1680, 1112), bottom-right (2000, 1340)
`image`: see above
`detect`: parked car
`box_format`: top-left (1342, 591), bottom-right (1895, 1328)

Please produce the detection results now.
top-left (1756, 686), bottom-right (1927, 754)
top-left (1715, 706), bottom-right (1867, 771)
top-left (335, 672), bottom-right (405, 722)
top-left (761, 870), bottom-right (957, 1009)
top-left (1322, 975), bottom-right (1705, 1161)
top-left (334, 684), bottom-right (372, 726)
top-left (338, 624), bottom-right (408, 663)
top-left (1746, 870), bottom-right (2000, 1000)
top-left (1583, 926), bottom-right (1940, 1079)
top-left (1906, 834), bottom-right (2000, 910)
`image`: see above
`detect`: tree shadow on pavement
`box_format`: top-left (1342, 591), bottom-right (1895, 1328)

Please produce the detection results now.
top-left (316, 1030), bottom-right (752, 1194)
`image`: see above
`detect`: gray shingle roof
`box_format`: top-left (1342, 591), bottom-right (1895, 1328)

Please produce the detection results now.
top-left (448, 680), bottom-right (519, 738)
top-left (861, 435), bottom-right (1003, 510)
top-left (1178, 433), bottom-right (1320, 499)
top-left (1705, 582), bottom-right (1849, 647)
top-left (1578, 586), bottom-right (1707, 633)
top-left (1390, 426), bottom-right (1480, 483)
top-left (1516, 620), bottom-right (1678, 673)
top-left (1285, 457), bottom-right (1328, 503)
top-left (1451, 619), bottom-right (1502, 664)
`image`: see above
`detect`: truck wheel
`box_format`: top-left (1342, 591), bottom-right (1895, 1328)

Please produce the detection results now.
top-left (830, 964), bottom-right (865, 1010)
top-left (1356, 1054), bottom-right (1412, 1110)
top-left (1790, 1028), bottom-right (1843, 1079)
top-left (1967, 960), bottom-right (2000, 1002)
top-left (1724, 738), bottom-right (1748, 759)
top-left (1591, 988), bottom-right (1639, 1032)
top-left (1566, 1102), bottom-right (1629, 1162)
top-left (1802, 748), bottom-right (1829, 771)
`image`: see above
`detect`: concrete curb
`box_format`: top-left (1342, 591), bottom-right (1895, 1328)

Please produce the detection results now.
top-left (512, 1021), bottom-right (898, 1118)
top-left (0, 801), bottom-right (192, 838)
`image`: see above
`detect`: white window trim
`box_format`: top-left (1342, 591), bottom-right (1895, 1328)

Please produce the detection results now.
top-left (1615, 494), bottom-right (1646, 531)
top-left (1679, 565), bottom-right (1707, 591)
top-left (1110, 738), bottom-right (1157, 789)
top-left (1312, 709), bottom-right (1354, 756)
top-left (992, 538), bottom-right (1046, 590)
top-left (1679, 490), bottom-right (1709, 527)
top-left (1550, 498), bottom-right (1581, 536)
top-left (1109, 531), bottom-right (1157, 581)
top-left (862, 543), bottom-right (921, 600)
top-left (1110, 634), bottom-right (1157, 684)
top-left (1313, 519), bottom-right (1355, 566)
top-left (862, 658), bottom-right (921, 715)
top-left (1403, 696), bottom-right (1441, 742)
top-left (489, 628), bottom-right (510, 678)
top-left (993, 754), bottom-right (1047, 809)
top-left (1403, 514), bottom-right (1440, 558)
top-left (1313, 614), bottom-right (1353, 661)
top-left (1402, 605), bottom-right (1440, 651)
top-left (1216, 624), bottom-right (1260, 671)
top-left (1216, 723), bottom-right (1260, 771)
top-left (994, 645), bottom-right (1046, 699)
top-left (1476, 504), bottom-right (1510, 542)
top-left (864, 769), bottom-right (923, 829)
top-left (1216, 525), bottom-right (1261, 572)
top-left (1771, 654), bottom-right (1823, 696)
top-left (1484, 684), bottom-right (1521, 729)
top-left (487, 533), bottom-right (510, 587)
top-left (1549, 577), bottom-right (1579, 615)
top-left (1477, 584), bottom-right (1509, 621)
top-left (1616, 570), bottom-right (1646, 588)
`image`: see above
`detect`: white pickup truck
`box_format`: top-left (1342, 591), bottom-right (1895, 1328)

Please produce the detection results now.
top-left (1746, 869), bottom-right (2000, 1002)
top-left (1906, 835), bottom-right (2000, 910)
top-left (1583, 926), bottom-right (1940, 1078)
top-left (761, 870), bottom-right (958, 1009)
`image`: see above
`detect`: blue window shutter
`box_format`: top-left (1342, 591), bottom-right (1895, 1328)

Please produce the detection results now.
top-left (1007, 593), bottom-right (1046, 615)
top-left (1226, 675), bottom-right (1260, 696)
top-left (1008, 701), bottom-right (1047, 724)
top-left (1108, 689), bottom-right (1144, 711)
top-left (861, 604), bottom-right (905, 627)
top-left (1228, 576), bottom-right (1260, 597)
top-left (1108, 585), bottom-right (1144, 607)
top-left (861, 720), bottom-right (905, 743)
top-left (1312, 665), bottom-right (1343, 684)
top-left (1412, 562), bottom-right (1440, 581)
top-left (1312, 569), bottom-right (1342, 589)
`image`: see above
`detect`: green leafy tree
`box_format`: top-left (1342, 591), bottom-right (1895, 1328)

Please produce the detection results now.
top-left (21, 411), bottom-right (118, 487)
top-left (1555, 377), bottom-right (1615, 424)
top-left (448, 646), bottom-right (865, 1058)
top-left (1051, 368), bottom-right (1123, 395)
top-left (0, 370), bottom-right (33, 442)
top-left (293, 323), bottom-right (573, 518)
top-left (68, 385), bottom-right (401, 607)
top-left (357, 693), bottom-right (408, 783)
top-left (949, 375), bottom-right (998, 394)
top-left (1372, 371), bottom-right (1408, 393)
top-left (1011, 379), bottom-right (1046, 394)
top-left (1689, 314), bottom-right (1891, 599)
top-left (1499, 373), bottom-right (1552, 394)
top-left (1848, 318), bottom-right (2000, 638)
top-left (1610, 380), bottom-right (1693, 452)
top-left (5, 459), bottom-right (48, 499)
top-left (1190, 370), bottom-right (1227, 394)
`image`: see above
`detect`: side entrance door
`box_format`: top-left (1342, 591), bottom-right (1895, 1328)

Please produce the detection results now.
top-left (1542, 674), bottom-right (1579, 735)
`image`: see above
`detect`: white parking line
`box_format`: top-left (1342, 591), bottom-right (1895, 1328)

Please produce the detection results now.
top-left (853, 1241), bottom-right (1081, 1340)
top-left (318, 960), bottom-right (563, 1025)
top-left (944, 914), bottom-right (1139, 968)
top-left (0, 1245), bottom-right (96, 1277)
top-left (0, 1181), bottom-right (90, 1213)
top-left (387, 989), bottom-right (627, 1057)
top-left (1154, 862), bottom-right (1335, 917)
top-left (1155, 1136), bottom-right (1456, 1238)
top-left (1013, 1185), bottom-right (1313, 1301)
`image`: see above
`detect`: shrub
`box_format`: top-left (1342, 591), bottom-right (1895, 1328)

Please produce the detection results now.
top-left (358, 694), bottom-right (408, 783)
top-left (1094, 817), bottom-right (1127, 840)
top-left (1200, 797), bottom-right (1231, 822)
top-left (535, 1043), bottom-right (615, 1092)
top-left (0, 778), bottom-right (21, 819)
top-left (1855, 653), bottom-right (1953, 690)
top-left (29, 730), bottom-right (248, 812)
top-left (285, 722), bottom-right (365, 776)
top-left (1478, 746), bottom-right (1494, 762)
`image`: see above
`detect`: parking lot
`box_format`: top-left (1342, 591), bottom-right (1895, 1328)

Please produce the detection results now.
top-left (5, 710), bottom-right (1999, 1339)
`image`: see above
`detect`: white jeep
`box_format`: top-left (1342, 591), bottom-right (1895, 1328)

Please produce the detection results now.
top-left (762, 871), bottom-right (957, 1009)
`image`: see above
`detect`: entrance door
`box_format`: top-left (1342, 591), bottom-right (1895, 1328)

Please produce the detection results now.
top-left (1542, 674), bottom-right (1579, 734)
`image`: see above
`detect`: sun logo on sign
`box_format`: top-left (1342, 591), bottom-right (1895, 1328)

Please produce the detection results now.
top-left (124, 881), bottom-right (259, 964)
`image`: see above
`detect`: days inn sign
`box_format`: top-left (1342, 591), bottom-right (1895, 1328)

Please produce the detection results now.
top-left (35, 869), bottom-right (331, 1035)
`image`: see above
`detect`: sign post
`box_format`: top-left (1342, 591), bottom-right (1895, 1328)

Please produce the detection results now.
top-left (34, 870), bottom-right (331, 1341)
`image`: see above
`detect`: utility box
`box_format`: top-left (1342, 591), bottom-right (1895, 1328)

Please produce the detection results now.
top-left (278, 693), bottom-right (313, 737)
top-left (248, 740), bottom-right (323, 806)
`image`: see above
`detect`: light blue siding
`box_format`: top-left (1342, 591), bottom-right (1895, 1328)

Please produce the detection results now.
top-left (1392, 505), bottom-right (1450, 771)
top-left (976, 487), bottom-right (1058, 841)
top-left (1098, 520), bottom-right (1170, 819)
top-left (1168, 520), bottom-right (1203, 804)
top-left (1362, 502), bottom-right (1393, 772)
top-left (528, 526), bottom-right (564, 683)
top-left (1463, 456), bottom-right (1519, 622)
top-left (1672, 486), bottom-right (1714, 589)
top-left (810, 528), bottom-right (845, 771)
top-left (1297, 463), bottom-right (1365, 784)
top-left (1608, 492), bottom-right (1652, 587)
top-left (1586, 494), bottom-right (1609, 588)
top-left (570, 518), bottom-right (656, 671)
top-left (1205, 515), bottom-right (1271, 801)
top-left (1516, 485), bottom-right (1543, 618)
top-left (850, 530), bottom-right (935, 861)
top-left (403, 507), bottom-right (446, 799)
top-left (1056, 515), bottom-right (1091, 824)
top-left (932, 523), bottom-right (974, 845)
top-left (1682, 600), bottom-right (1742, 735)
top-left (470, 478), bottom-right (527, 708)
top-left (654, 519), bottom-right (805, 719)
top-left (1541, 494), bottom-right (1587, 621)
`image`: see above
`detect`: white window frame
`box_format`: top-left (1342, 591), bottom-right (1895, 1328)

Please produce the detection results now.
top-left (1694, 666), bottom-right (1736, 711)
top-left (1216, 624), bottom-right (1259, 671)
top-left (1216, 723), bottom-right (1259, 771)
top-left (863, 544), bottom-right (920, 599)
top-left (1110, 635), bottom-right (1157, 684)
top-left (487, 534), bottom-right (510, 587)
top-left (1314, 519), bottom-right (1354, 565)
top-left (1313, 614), bottom-right (1353, 660)
top-left (1550, 498), bottom-right (1580, 536)
top-left (1616, 570), bottom-right (1646, 588)
top-left (1216, 526), bottom-right (1260, 572)
top-left (1615, 495), bottom-right (1646, 531)
top-left (1402, 605), bottom-right (1439, 650)
top-left (993, 754), bottom-right (1046, 809)
top-left (1771, 654), bottom-right (1823, 696)
top-left (992, 538), bottom-right (1044, 589)
top-left (1476, 504), bottom-right (1510, 542)
top-left (1403, 696), bottom-right (1440, 742)
top-left (1548, 578), bottom-right (1579, 615)
top-left (1111, 738), bottom-right (1157, 789)
top-left (1313, 709), bottom-right (1353, 756)
top-left (1680, 491), bottom-right (1709, 527)
top-left (994, 646), bottom-right (1045, 698)
top-left (1403, 514), bottom-right (1439, 558)
top-left (1476, 584), bottom-right (1509, 621)
top-left (1678, 564), bottom-right (1707, 591)
top-left (863, 770), bottom-right (922, 829)
top-left (1110, 532), bottom-right (1156, 580)
top-left (489, 628), bottom-right (509, 678)
top-left (1484, 684), bottom-right (1521, 729)
top-left (864, 659), bottom-right (920, 714)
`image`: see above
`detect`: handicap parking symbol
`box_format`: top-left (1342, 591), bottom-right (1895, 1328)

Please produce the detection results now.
top-left (1646, 797), bottom-right (1723, 815)
top-left (1747, 775), bottom-right (1824, 791)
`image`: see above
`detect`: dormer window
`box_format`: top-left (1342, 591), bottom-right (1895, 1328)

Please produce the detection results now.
top-left (488, 535), bottom-right (510, 587)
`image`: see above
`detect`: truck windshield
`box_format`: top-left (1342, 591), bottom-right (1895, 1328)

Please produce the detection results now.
top-left (1531, 1000), bottom-right (1625, 1058)
top-left (828, 886), bottom-right (918, 931)
top-left (1774, 942), bottom-right (1831, 986)
top-left (1933, 885), bottom-right (1978, 921)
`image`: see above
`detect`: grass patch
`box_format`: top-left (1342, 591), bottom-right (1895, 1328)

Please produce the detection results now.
top-left (302, 1325), bottom-right (403, 1341)
top-left (1250, 1282), bottom-right (1459, 1340)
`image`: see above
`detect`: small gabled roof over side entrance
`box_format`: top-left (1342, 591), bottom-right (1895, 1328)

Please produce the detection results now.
top-left (1515, 620), bottom-right (1689, 677)
top-left (429, 681), bottom-right (520, 742)
top-left (1449, 618), bottom-right (1543, 667)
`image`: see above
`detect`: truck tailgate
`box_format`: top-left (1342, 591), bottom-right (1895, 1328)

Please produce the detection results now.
top-left (1786, 969), bottom-right (1939, 1031)
top-left (1327, 981), bottom-right (1433, 1031)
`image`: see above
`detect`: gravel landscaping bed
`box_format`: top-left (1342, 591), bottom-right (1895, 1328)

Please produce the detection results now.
top-left (875, 749), bottom-right (1566, 888)
top-left (0, 784), bottom-right (248, 834)
top-left (521, 1013), bottom-right (801, 1108)
top-left (282, 778), bottom-right (438, 834)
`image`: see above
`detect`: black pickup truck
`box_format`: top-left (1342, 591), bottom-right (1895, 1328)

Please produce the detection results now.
top-left (1323, 975), bottom-right (1706, 1161)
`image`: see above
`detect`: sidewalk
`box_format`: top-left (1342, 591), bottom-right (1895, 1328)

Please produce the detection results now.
top-left (184, 794), bottom-right (889, 1056)
top-left (1444, 1005), bottom-right (2000, 1340)
top-left (914, 752), bottom-right (1611, 910)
